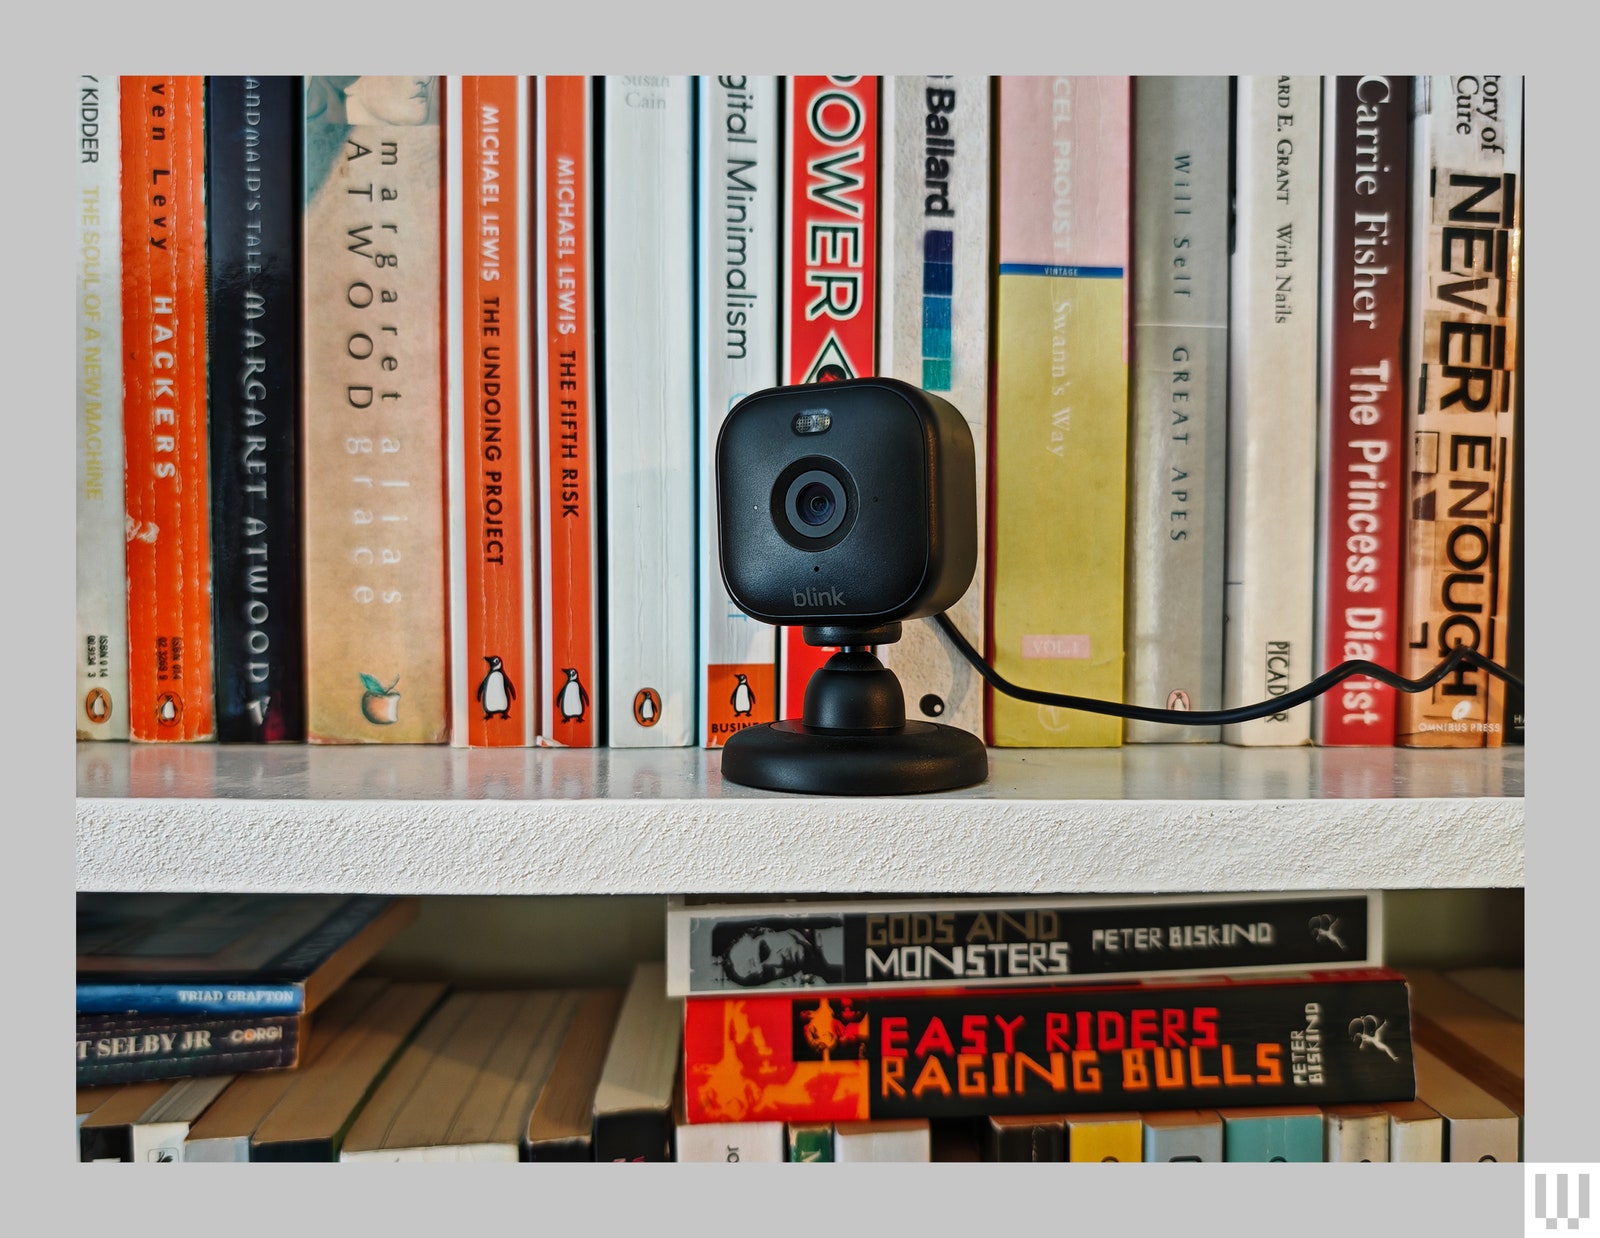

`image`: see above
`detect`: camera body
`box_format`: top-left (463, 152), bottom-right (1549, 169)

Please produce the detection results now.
top-left (716, 377), bottom-right (978, 629)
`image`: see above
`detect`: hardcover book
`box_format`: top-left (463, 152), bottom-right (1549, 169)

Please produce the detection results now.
top-left (987, 75), bottom-right (1131, 747)
top-left (524, 986), bottom-right (626, 1161)
top-left (1313, 76), bottom-right (1413, 746)
top-left (1066, 1111), bottom-right (1142, 1161)
top-left (205, 75), bottom-right (306, 743)
top-left (79, 1076), bottom-right (233, 1163)
top-left (1444, 965), bottom-right (1523, 1020)
top-left (446, 76), bottom-right (538, 748)
top-left (1405, 967), bottom-right (1523, 1116)
top-left (593, 962), bottom-right (683, 1162)
top-left (1140, 1108), bottom-right (1223, 1161)
top-left (1222, 76), bottom-right (1322, 746)
top-left (300, 75), bottom-right (448, 743)
top-left (1396, 75), bottom-right (1523, 748)
top-left (779, 75), bottom-right (881, 720)
top-left (342, 988), bottom-right (578, 1161)
top-left (535, 75), bottom-right (602, 748)
top-left (77, 74), bottom-right (127, 741)
top-left (121, 75), bottom-right (215, 741)
top-left (1124, 74), bottom-right (1230, 743)
top-left (183, 977), bottom-right (388, 1161)
top-left (1220, 1104), bottom-right (1325, 1161)
top-left (666, 891), bottom-right (1380, 995)
top-left (76, 893), bottom-right (419, 1015)
top-left (247, 979), bottom-right (448, 1161)
top-left (681, 968), bottom-right (1417, 1124)
top-left (877, 74), bottom-right (990, 738)
top-left (76, 1008), bottom-right (301, 1087)
top-left (697, 74), bottom-right (780, 749)
top-left (601, 75), bottom-right (696, 747)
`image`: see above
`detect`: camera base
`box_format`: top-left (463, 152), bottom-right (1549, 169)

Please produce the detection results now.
top-left (720, 719), bottom-right (988, 796)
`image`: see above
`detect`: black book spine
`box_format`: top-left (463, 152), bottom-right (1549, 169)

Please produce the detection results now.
top-left (592, 1110), bottom-right (674, 1163)
top-left (77, 1011), bottom-right (300, 1086)
top-left (205, 75), bottom-right (305, 741)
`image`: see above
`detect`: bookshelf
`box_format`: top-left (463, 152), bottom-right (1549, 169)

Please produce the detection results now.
top-left (77, 744), bottom-right (1522, 895)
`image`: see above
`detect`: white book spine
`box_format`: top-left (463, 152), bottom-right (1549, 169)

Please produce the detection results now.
top-left (77, 74), bottom-right (127, 740)
top-left (833, 1119), bottom-right (931, 1162)
top-left (1125, 75), bottom-right (1230, 742)
top-left (445, 76), bottom-right (470, 746)
top-left (1222, 76), bottom-right (1322, 746)
top-left (696, 74), bottom-right (780, 748)
top-left (674, 1119), bottom-right (786, 1162)
top-left (1324, 1107), bottom-right (1390, 1161)
top-left (342, 1143), bottom-right (518, 1162)
top-left (602, 75), bottom-right (696, 747)
top-left (877, 75), bottom-right (990, 737)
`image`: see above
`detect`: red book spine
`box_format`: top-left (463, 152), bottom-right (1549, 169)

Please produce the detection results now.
top-left (780, 75), bottom-right (880, 720)
top-left (121, 76), bottom-right (214, 741)
top-left (1315, 77), bottom-right (1412, 745)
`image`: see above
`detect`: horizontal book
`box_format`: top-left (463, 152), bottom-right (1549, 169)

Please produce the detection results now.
top-left (80, 1076), bottom-right (233, 1163)
top-left (1412, 1043), bottom-right (1519, 1163)
top-left (666, 891), bottom-right (1381, 995)
top-left (1404, 967), bottom-right (1522, 1116)
top-left (76, 1009), bottom-right (301, 1087)
top-left (593, 961), bottom-right (683, 1162)
top-left (524, 986), bottom-right (626, 1161)
top-left (681, 967), bottom-right (1417, 1124)
top-left (76, 893), bottom-right (419, 1014)
top-left (1383, 1098), bottom-right (1444, 1162)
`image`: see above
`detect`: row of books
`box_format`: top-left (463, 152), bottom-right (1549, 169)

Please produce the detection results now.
top-left (74, 961), bottom-right (1525, 1164)
top-left (75, 892), bottom-right (1524, 1162)
top-left (75, 75), bottom-right (1525, 752)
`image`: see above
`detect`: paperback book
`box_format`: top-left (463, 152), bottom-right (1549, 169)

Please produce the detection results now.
top-left (121, 75), bottom-right (215, 741)
top-left (76, 1008), bottom-right (301, 1087)
top-left (681, 968), bottom-right (1417, 1124)
top-left (77, 74), bottom-right (127, 741)
top-left (205, 75), bottom-right (306, 743)
top-left (300, 75), bottom-right (448, 743)
top-left (666, 891), bottom-right (1379, 995)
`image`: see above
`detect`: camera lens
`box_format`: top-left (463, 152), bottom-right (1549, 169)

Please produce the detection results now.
top-left (796, 481), bottom-right (836, 527)
top-left (782, 468), bottom-right (849, 540)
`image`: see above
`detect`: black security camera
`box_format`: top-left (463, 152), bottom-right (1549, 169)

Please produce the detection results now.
top-left (714, 377), bottom-right (988, 795)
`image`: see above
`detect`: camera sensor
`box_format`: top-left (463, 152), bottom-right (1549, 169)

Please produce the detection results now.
top-left (784, 469), bottom-right (848, 538)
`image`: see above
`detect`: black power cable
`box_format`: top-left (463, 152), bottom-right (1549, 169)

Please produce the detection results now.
top-left (933, 612), bottom-right (1525, 729)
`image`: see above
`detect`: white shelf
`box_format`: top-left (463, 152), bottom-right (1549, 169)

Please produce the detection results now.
top-left (77, 743), bottom-right (1523, 895)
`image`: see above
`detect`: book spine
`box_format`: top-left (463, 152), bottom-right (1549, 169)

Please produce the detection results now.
top-left (535, 76), bottom-right (602, 747)
top-left (877, 75), bottom-right (990, 737)
top-left (786, 1122), bottom-right (835, 1161)
top-left (1124, 75), bottom-right (1230, 742)
top-left (593, 1111), bottom-right (676, 1163)
top-left (1314, 76), bottom-right (1412, 746)
top-left (669, 891), bottom-right (1379, 995)
top-left (779, 75), bottom-right (880, 720)
top-left (986, 76), bottom-right (1131, 748)
top-left (300, 76), bottom-right (448, 743)
top-left (77, 1011), bottom-right (300, 1086)
top-left (205, 75), bottom-right (307, 743)
top-left (674, 1119), bottom-right (785, 1162)
top-left (121, 76), bottom-right (215, 741)
top-left (682, 971), bottom-right (1417, 1123)
top-left (984, 1116), bottom-right (1065, 1161)
top-left (76, 982), bottom-right (306, 1015)
top-left (1322, 1104), bottom-right (1389, 1160)
top-left (1220, 1107), bottom-right (1325, 1160)
top-left (600, 76), bottom-right (697, 747)
top-left (447, 76), bottom-right (538, 747)
top-left (1396, 75), bottom-right (1523, 748)
top-left (697, 74), bottom-right (781, 748)
top-left (78, 75), bottom-right (128, 741)
top-left (1503, 240), bottom-right (1524, 744)
top-left (833, 1119), bottom-right (931, 1161)
top-left (1140, 1111), bottom-right (1224, 1161)
top-left (1222, 76), bottom-right (1322, 746)
top-left (1066, 1113), bottom-right (1143, 1161)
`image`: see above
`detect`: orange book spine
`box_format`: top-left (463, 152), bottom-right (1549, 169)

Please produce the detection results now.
top-left (536, 76), bottom-right (600, 746)
top-left (450, 77), bottom-right (537, 746)
top-left (120, 77), bottom-right (214, 741)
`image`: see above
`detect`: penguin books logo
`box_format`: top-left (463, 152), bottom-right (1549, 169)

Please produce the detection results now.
top-left (730, 673), bottom-right (756, 717)
top-left (359, 673), bottom-right (401, 726)
top-left (1167, 690), bottom-right (1191, 711)
top-left (556, 668), bottom-right (590, 724)
top-left (155, 693), bottom-right (182, 728)
top-left (476, 655), bottom-right (516, 721)
top-left (85, 688), bottom-right (112, 724)
top-left (634, 687), bottom-right (661, 728)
